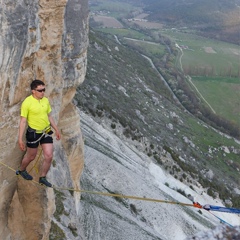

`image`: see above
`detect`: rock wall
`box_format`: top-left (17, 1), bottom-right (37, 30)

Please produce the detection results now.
top-left (0, 0), bottom-right (88, 239)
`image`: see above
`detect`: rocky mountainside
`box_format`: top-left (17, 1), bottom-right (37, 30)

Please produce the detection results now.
top-left (186, 225), bottom-right (240, 239)
top-left (74, 29), bottom-right (240, 239)
top-left (75, 31), bottom-right (239, 240)
top-left (75, 30), bottom-right (240, 206)
top-left (77, 110), bottom-right (240, 240)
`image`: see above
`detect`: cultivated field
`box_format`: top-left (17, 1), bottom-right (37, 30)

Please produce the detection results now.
top-left (129, 20), bottom-right (164, 29)
top-left (160, 29), bottom-right (240, 77)
top-left (98, 28), bottom-right (149, 40)
top-left (89, 0), bottom-right (240, 127)
top-left (123, 38), bottom-right (166, 57)
top-left (90, 0), bottom-right (138, 18)
top-left (191, 76), bottom-right (240, 124)
top-left (92, 15), bottom-right (123, 28)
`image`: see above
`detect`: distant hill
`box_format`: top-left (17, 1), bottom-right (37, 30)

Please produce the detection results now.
top-left (136, 0), bottom-right (240, 44)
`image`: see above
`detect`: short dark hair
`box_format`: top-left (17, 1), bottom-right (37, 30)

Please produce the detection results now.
top-left (30, 80), bottom-right (45, 90)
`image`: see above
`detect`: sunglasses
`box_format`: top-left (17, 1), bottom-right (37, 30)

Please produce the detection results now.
top-left (35, 88), bottom-right (45, 92)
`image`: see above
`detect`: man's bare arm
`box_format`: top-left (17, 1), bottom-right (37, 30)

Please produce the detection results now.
top-left (18, 117), bottom-right (27, 151)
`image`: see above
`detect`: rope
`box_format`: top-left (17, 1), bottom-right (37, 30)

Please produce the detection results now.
top-left (208, 211), bottom-right (233, 227)
top-left (0, 159), bottom-right (196, 207)
top-left (0, 158), bottom-right (196, 206)
top-left (0, 159), bottom-right (236, 228)
top-left (54, 185), bottom-right (196, 206)
top-left (28, 148), bottom-right (43, 174)
top-left (0, 158), bottom-right (236, 230)
top-left (0, 160), bottom-right (16, 172)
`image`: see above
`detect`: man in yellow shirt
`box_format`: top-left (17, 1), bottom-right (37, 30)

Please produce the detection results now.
top-left (17, 80), bottom-right (61, 187)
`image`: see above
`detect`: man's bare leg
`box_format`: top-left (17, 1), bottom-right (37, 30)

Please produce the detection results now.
top-left (16, 147), bottom-right (38, 180)
top-left (40, 143), bottom-right (53, 177)
top-left (38, 143), bottom-right (53, 187)
top-left (20, 147), bottom-right (38, 171)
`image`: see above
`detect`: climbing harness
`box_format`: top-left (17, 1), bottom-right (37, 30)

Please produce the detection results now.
top-left (27, 126), bottom-right (53, 144)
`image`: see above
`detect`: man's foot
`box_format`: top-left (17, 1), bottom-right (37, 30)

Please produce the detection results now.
top-left (39, 177), bottom-right (52, 187)
top-left (16, 170), bottom-right (33, 180)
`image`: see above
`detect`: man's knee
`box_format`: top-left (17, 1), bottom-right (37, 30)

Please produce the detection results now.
top-left (42, 143), bottom-right (53, 161)
top-left (26, 149), bottom-right (38, 161)
top-left (43, 150), bottom-right (53, 161)
top-left (45, 153), bottom-right (53, 161)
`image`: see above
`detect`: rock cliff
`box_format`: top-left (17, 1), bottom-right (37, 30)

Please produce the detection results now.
top-left (0, 0), bottom-right (88, 239)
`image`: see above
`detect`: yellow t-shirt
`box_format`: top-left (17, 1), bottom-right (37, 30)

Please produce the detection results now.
top-left (21, 95), bottom-right (51, 131)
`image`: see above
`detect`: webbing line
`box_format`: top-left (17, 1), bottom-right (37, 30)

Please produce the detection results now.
top-left (0, 160), bottom-right (196, 207)
top-left (28, 149), bottom-right (43, 174)
top-left (208, 211), bottom-right (233, 227)
top-left (0, 160), bottom-right (234, 228)
top-left (54, 185), bottom-right (196, 206)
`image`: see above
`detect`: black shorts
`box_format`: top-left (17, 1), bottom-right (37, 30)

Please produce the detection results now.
top-left (26, 130), bottom-right (53, 148)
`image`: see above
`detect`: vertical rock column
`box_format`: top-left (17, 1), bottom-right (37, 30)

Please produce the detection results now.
top-left (60, 0), bottom-right (89, 214)
top-left (0, 0), bottom-right (88, 239)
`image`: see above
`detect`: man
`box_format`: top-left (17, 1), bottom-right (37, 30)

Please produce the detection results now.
top-left (17, 80), bottom-right (61, 187)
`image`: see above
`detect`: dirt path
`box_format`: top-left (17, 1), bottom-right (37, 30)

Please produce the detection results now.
top-left (175, 43), bottom-right (216, 114)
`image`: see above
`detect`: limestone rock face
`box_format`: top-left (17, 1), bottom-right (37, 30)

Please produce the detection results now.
top-left (0, 0), bottom-right (88, 239)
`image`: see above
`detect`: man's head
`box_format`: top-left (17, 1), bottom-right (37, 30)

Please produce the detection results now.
top-left (31, 80), bottom-right (46, 99)
top-left (30, 79), bottom-right (45, 90)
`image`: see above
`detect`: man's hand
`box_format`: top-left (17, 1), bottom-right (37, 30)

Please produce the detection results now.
top-left (18, 140), bottom-right (26, 151)
top-left (55, 130), bottom-right (61, 140)
top-left (48, 115), bottom-right (61, 140)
